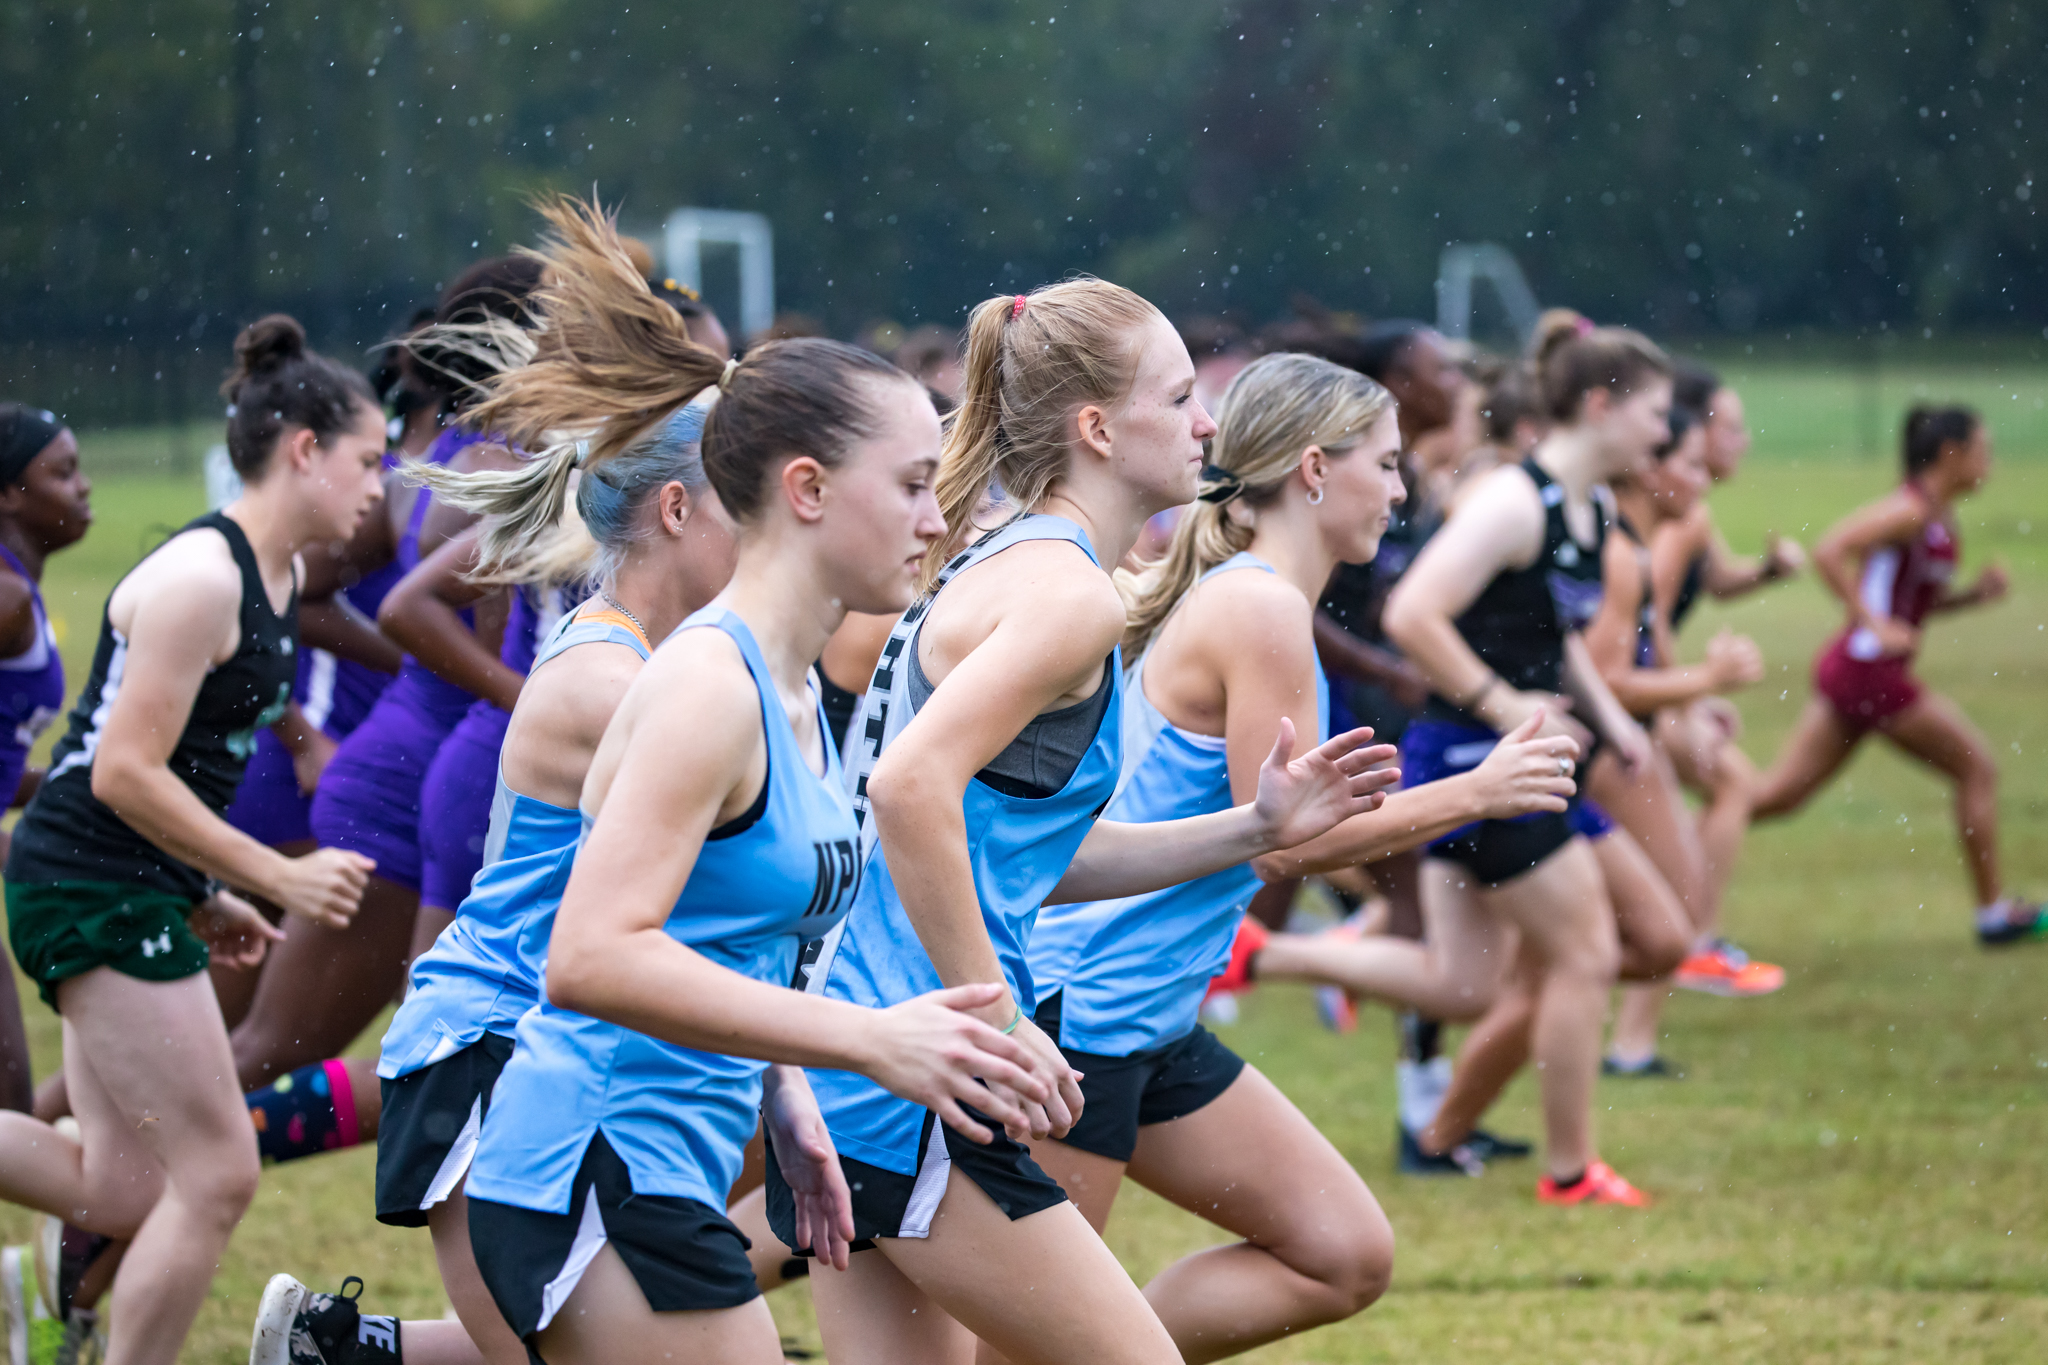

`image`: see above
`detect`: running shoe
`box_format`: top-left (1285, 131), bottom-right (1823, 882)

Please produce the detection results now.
top-left (30, 1309), bottom-right (100, 1365)
top-left (1, 1243), bottom-right (31, 1365)
top-left (0, 1242), bottom-right (83, 1365)
top-left (1536, 1160), bottom-right (1651, 1208)
top-left (1396, 1124), bottom-right (1484, 1177)
top-left (28, 1216), bottom-right (110, 1327)
top-left (1464, 1128), bottom-right (1534, 1162)
top-left (250, 1275), bottom-right (401, 1365)
top-left (1673, 939), bottom-right (1785, 996)
top-left (1977, 899), bottom-right (2048, 947)
top-left (1203, 918), bottom-right (1268, 1000)
top-left (1602, 1054), bottom-right (1685, 1079)
top-left (1313, 986), bottom-right (1357, 1032)
top-left (1311, 910), bottom-right (1370, 1033)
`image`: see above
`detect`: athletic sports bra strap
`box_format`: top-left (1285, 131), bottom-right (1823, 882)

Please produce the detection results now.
top-left (534, 599), bottom-right (654, 668)
top-left (573, 605), bottom-right (653, 652)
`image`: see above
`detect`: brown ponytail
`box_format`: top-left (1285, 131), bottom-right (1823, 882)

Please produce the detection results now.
top-left (219, 313), bottom-right (376, 479)
top-left (925, 277), bottom-right (1162, 592)
top-left (1527, 308), bottom-right (1673, 423)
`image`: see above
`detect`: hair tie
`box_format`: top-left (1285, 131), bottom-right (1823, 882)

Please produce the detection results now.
top-left (573, 439), bottom-right (591, 468)
top-left (1011, 294), bottom-right (1028, 320)
top-left (718, 357), bottom-right (740, 393)
top-left (1573, 315), bottom-right (1596, 337)
top-left (1197, 463), bottom-right (1247, 505)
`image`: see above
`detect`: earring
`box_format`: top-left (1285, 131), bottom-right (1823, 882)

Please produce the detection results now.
top-left (1307, 486), bottom-right (1324, 505)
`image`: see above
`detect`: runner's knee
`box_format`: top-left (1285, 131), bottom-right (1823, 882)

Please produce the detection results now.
top-left (1546, 917), bottom-right (1621, 986)
top-left (1281, 1198), bottom-right (1394, 1320)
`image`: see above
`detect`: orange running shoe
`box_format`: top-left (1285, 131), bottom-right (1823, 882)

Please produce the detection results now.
top-left (1204, 918), bottom-right (1269, 1000)
top-left (1536, 1161), bottom-right (1651, 1208)
top-left (1673, 938), bottom-right (1785, 997)
top-left (1311, 910), bottom-right (1369, 1033)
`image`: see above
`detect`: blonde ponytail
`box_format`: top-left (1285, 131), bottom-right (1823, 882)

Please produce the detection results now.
top-left (1120, 352), bottom-right (1393, 657)
top-left (407, 194), bottom-right (729, 581)
top-left (923, 277), bottom-right (1162, 593)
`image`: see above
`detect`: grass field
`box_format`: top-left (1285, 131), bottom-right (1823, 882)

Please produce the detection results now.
top-left (5, 360), bottom-right (2046, 1361)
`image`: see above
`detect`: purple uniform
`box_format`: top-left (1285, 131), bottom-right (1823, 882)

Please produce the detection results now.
top-left (307, 428), bottom-right (488, 891)
top-left (417, 580), bottom-right (582, 911)
top-left (0, 545), bottom-right (67, 807)
top-left (222, 556), bottom-right (404, 846)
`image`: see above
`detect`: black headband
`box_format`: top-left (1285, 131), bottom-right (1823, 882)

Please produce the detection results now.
top-left (0, 405), bottom-right (63, 487)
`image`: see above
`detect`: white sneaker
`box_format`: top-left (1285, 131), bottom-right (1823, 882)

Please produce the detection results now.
top-left (248, 1274), bottom-right (308, 1365)
top-left (1, 1245), bottom-right (27, 1365)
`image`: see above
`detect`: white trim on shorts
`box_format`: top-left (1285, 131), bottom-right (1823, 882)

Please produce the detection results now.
top-left (418, 1095), bottom-right (483, 1213)
top-left (536, 1186), bottom-right (608, 1333)
top-left (898, 1126), bottom-right (952, 1239)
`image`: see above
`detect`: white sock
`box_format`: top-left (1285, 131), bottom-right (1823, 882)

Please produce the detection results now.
top-left (1397, 1055), bottom-right (1453, 1133)
top-left (1976, 900), bottom-right (2014, 931)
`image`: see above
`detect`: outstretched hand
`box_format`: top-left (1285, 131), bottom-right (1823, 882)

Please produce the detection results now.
top-left (1253, 718), bottom-right (1402, 853)
top-left (763, 1068), bottom-right (856, 1271)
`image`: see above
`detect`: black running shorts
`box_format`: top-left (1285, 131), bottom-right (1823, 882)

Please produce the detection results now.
top-left (1033, 990), bottom-right (1247, 1163)
top-left (765, 1105), bottom-right (1067, 1254)
top-left (375, 1032), bottom-right (514, 1228)
top-left (468, 1133), bottom-right (757, 1364)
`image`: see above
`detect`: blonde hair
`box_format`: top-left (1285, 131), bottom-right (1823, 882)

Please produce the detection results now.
top-left (412, 195), bottom-right (906, 582)
top-left (1120, 352), bottom-right (1393, 658)
top-left (925, 277), bottom-right (1163, 592)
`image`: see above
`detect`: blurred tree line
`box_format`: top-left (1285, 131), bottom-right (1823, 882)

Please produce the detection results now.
top-left (3, 0), bottom-right (2042, 427)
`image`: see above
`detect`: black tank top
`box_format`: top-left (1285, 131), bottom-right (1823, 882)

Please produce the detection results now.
top-left (7, 512), bottom-right (299, 898)
top-left (1670, 549), bottom-right (1707, 629)
top-left (816, 668), bottom-right (862, 755)
top-left (1424, 456), bottom-right (1608, 727)
top-left (1614, 514), bottom-right (1659, 671)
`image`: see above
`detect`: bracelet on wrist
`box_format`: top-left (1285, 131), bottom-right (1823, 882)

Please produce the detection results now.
top-left (1001, 1007), bottom-right (1026, 1035)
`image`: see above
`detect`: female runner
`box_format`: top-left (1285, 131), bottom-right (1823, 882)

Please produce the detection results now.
top-left (1013, 352), bottom-right (1576, 1362)
top-left (254, 418), bottom-right (734, 1363)
top-left (1651, 363), bottom-right (1803, 983)
top-left (234, 258), bottom-right (542, 1089)
top-left (392, 272), bottom-right (732, 967)
top-left (1375, 316), bottom-right (1671, 1204)
top-left (0, 316), bottom-right (380, 1364)
top-left (1379, 410), bottom-right (1747, 1154)
top-left (1753, 406), bottom-right (2039, 943)
top-left (422, 199), bottom-right (1053, 1365)
top-left (1586, 407), bottom-right (1777, 1072)
top-left (0, 405), bottom-right (91, 1115)
top-left (215, 313), bottom-right (436, 954)
top-left (787, 281), bottom-right (1394, 1365)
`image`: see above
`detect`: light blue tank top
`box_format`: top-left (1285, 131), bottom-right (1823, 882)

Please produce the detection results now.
top-left (464, 608), bottom-right (861, 1214)
top-left (802, 514), bottom-right (1123, 1176)
top-left (376, 599), bottom-right (655, 1081)
top-left (1028, 553), bottom-right (1329, 1055)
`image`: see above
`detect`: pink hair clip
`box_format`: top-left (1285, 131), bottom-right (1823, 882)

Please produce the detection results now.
top-left (1011, 294), bottom-right (1028, 319)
